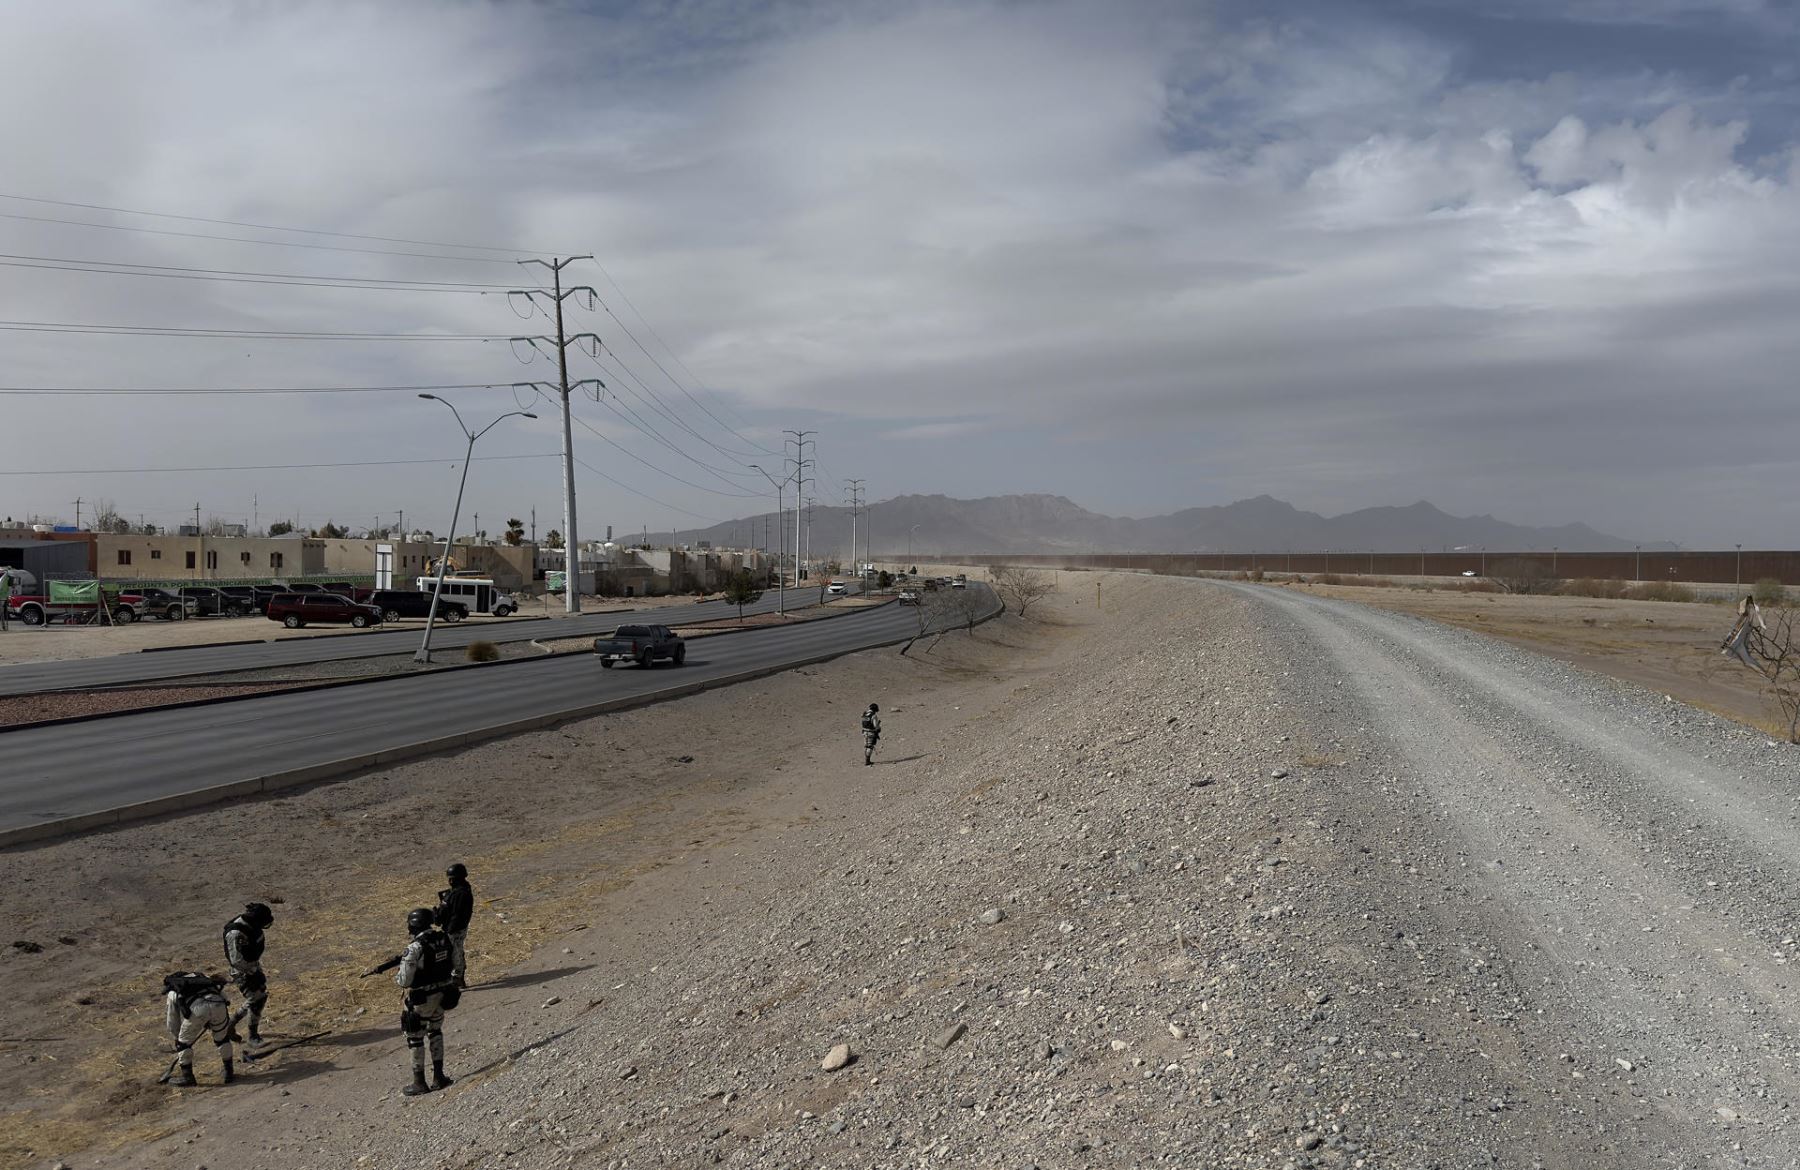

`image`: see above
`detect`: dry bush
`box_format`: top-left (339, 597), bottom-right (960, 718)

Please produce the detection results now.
top-left (1248, 567), bottom-right (1264, 582)
top-left (1456, 578), bottom-right (1502, 593)
top-left (1561, 578), bottom-right (1627, 599)
top-left (1489, 557), bottom-right (1563, 596)
top-left (987, 565), bottom-right (1053, 618)
top-left (1624, 581), bottom-right (1697, 603)
top-left (1754, 578), bottom-right (1789, 606)
top-left (465, 640), bottom-right (500, 663)
top-left (1315, 572), bottom-right (1342, 585)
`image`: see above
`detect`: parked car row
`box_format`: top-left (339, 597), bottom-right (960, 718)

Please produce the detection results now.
top-left (2, 582), bottom-right (490, 629)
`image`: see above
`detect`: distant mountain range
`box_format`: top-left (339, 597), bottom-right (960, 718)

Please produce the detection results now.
top-left (641, 494), bottom-right (1671, 557)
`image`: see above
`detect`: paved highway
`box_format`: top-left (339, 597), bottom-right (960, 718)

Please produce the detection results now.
top-left (0, 583), bottom-right (851, 695)
top-left (0, 587), bottom-right (994, 840)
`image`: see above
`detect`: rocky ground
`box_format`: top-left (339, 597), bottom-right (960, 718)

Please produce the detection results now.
top-left (8, 571), bottom-right (1798, 1169)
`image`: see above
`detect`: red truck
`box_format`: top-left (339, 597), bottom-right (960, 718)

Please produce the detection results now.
top-left (4, 588), bottom-right (194, 626)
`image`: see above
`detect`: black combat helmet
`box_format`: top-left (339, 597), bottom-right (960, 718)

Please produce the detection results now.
top-left (244, 902), bottom-right (274, 928)
top-left (406, 907), bottom-right (436, 935)
top-left (446, 863), bottom-right (468, 881)
top-left (868, 703), bottom-right (879, 713)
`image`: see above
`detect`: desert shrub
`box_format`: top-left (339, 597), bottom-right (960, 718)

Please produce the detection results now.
top-left (1489, 557), bottom-right (1563, 596)
top-left (1248, 567), bottom-right (1264, 582)
top-left (465, 640), bottom-right (501, 663)
top-left (1315, 572), bottom-right (1342, 585)
top-left (1230, 570), bottom-right (1249, 581)
top-left (1624, 581), bottom-right (1696, 603)
top-left (1753, 577), bottom-right (1789, 605)
top-left (1561, 578), bottom-right (1626, 599)
top-left (1457, 578), bottom-right (1502, 593)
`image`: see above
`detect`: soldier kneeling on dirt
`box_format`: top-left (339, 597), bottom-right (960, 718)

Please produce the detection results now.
top-left (162, 971), bottom-right (242, 1086)
top-left (395, 906), bottom-right (460, 1096)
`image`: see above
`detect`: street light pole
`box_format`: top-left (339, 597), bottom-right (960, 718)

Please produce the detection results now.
top-left (750, 464), bottom-right (795, 616)
top-left (414, 396), bottom-right (537, 663)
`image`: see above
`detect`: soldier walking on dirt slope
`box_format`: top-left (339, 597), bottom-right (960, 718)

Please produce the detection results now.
top-left (161, 971), bottom-right (241, 1086)
top-left (862, 702), bottom-right (881, 766)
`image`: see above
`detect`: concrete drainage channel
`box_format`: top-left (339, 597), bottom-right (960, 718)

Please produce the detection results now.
top-left (0, 591), bottom-right (1001, 849)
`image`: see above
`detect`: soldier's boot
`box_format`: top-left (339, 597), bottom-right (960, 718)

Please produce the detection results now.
top-left (222, 1059), bottom-right (235, 1085)
top-left (172, 1066), bottom-right (197, 1087)
top-left (432, 1061), bottom-right (454, 1090)
top-left (248, 1024), bottom-right (263, 1045)
top-left (403, 1070), bottom-right (433, 1096)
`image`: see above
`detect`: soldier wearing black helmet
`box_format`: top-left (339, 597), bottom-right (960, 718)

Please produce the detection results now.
top-left (222, 902), bottom-right (274, 1044)
top-left (436, 862), bottom-right (473, 988)
top-left (395, 906), bottom-right (459, 1096)
top-left (861, 703), bottom-right (881, 766)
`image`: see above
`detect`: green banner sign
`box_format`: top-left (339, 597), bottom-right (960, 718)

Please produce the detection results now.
top-left (48, 580), bottom-right (100, 604)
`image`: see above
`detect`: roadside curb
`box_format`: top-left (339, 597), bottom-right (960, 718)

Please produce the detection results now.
top-left (0, 593), bottom-right (993, 849)
top-left (136, 615), bottom-right (553, 653)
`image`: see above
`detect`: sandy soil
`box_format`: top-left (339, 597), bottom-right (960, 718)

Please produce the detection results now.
top-left (0, 579), bottom-right (1061, 1170)
top-left (1288, 581), bottom-right (1789, 736)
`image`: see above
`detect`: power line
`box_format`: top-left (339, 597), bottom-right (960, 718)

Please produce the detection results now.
top-left (583, 353), bottom-right (763, 492)
top-left (0, 252), bottom-right (525, 292)
top-left (594, 300), bottom-right (770, 457)
top-left (5, 384), bottom-right (508, 398)
top-left (0, 209), bottom-right (526, 264)
top-left (571, 455), bottom-right (723, 524)
top-left (0, 453), bottom-right (561, 476)
top-left (0, 319), bottom-right (509, 341)
top-left (586, 258), bottom-right (774, 450)
top-left (0, 192), bottom-right (563, 256)
top-left (568, 405), bottom-right (761, 499)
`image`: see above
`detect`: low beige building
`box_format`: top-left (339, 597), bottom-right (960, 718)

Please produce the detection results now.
top-left (95, 533), bottom-right (325, 582)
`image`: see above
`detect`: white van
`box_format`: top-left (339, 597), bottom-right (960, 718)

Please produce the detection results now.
top-left (413, 576), bottom-right (518, 617)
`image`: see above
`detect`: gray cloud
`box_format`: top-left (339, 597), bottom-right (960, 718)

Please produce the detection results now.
top-left (0, 0), bottom-right (1795, 547)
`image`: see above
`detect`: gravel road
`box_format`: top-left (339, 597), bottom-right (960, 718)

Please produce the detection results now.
top-left (42, 573), bottom-right (1799, 1170)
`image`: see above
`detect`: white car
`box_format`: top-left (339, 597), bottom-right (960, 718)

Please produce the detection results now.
top-left (1461, 570), bottom-right (1477, 577)
top-left (949, 578), bottom-right (967, 588)
top-left (827, 582), bottom-right (847, 595)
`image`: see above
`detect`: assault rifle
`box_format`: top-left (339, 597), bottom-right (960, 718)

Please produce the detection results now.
top-left (360, 954), bottom-right (403, 979)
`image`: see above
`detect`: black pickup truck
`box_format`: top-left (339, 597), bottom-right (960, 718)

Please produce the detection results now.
top-left (592, 624), bottom-right (685, 668)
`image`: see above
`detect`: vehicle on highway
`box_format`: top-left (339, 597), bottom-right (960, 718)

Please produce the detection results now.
top-left (897, 589), bottom-right (921, 605)
top-left (412, 576), bottom-right (518, 617)
top-left (592, 624), bottom-right (685, 668)
top-left (367, 589), bottom-right (468, 623)
top-left (177, 586), bottom-right (246, 617)
top-left (827, 582), bottom-right (848, 596)
top-left (113, 588), bottom-right (199, 623)
top-left (265, 592), bottom-right (384, 629)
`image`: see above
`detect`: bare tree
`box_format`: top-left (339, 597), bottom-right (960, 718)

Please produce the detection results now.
top-left (989, 564), bottom-right (1053, 617)
top-left (900, 591), bottom-right (955, 656)
top-left (947, 585), bottom-right (986, 633)
top-left (1488, 557), bottom-right (1562, 595)
top-left (1722, 602), bottom-right (1800, 742)
top-left (1756, 607), bottom-right (1800, 743)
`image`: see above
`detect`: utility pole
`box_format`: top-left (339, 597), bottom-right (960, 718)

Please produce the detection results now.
top-left (804, 496), bottom-right (814, 580)
top-left (513, 256), bottom-right (599, 614)
top-left (846, 479), bottom-right (864, 572)
top-left (195, 503), bottom-right (203, 583)
top-left (531, 507), bottom-right (536, 546)
top-left (73, 497), bottom-right (82, 530)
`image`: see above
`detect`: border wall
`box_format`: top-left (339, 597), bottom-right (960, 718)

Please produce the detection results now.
top-left (910, 550), bottom-right (1800, 586)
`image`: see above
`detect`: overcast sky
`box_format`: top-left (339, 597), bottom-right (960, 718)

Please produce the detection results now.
top-left (1, 0), bottom-right (1795, 548)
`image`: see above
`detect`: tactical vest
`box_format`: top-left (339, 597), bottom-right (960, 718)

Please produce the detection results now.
top-left (223, 917), bottom-right (265, 965)
top-left (410, 929), bottom-right (454, 988)
top-left (164, 972), bottom-right (220, 1017)
top-left (862, 713), bottom-right (877, 732)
